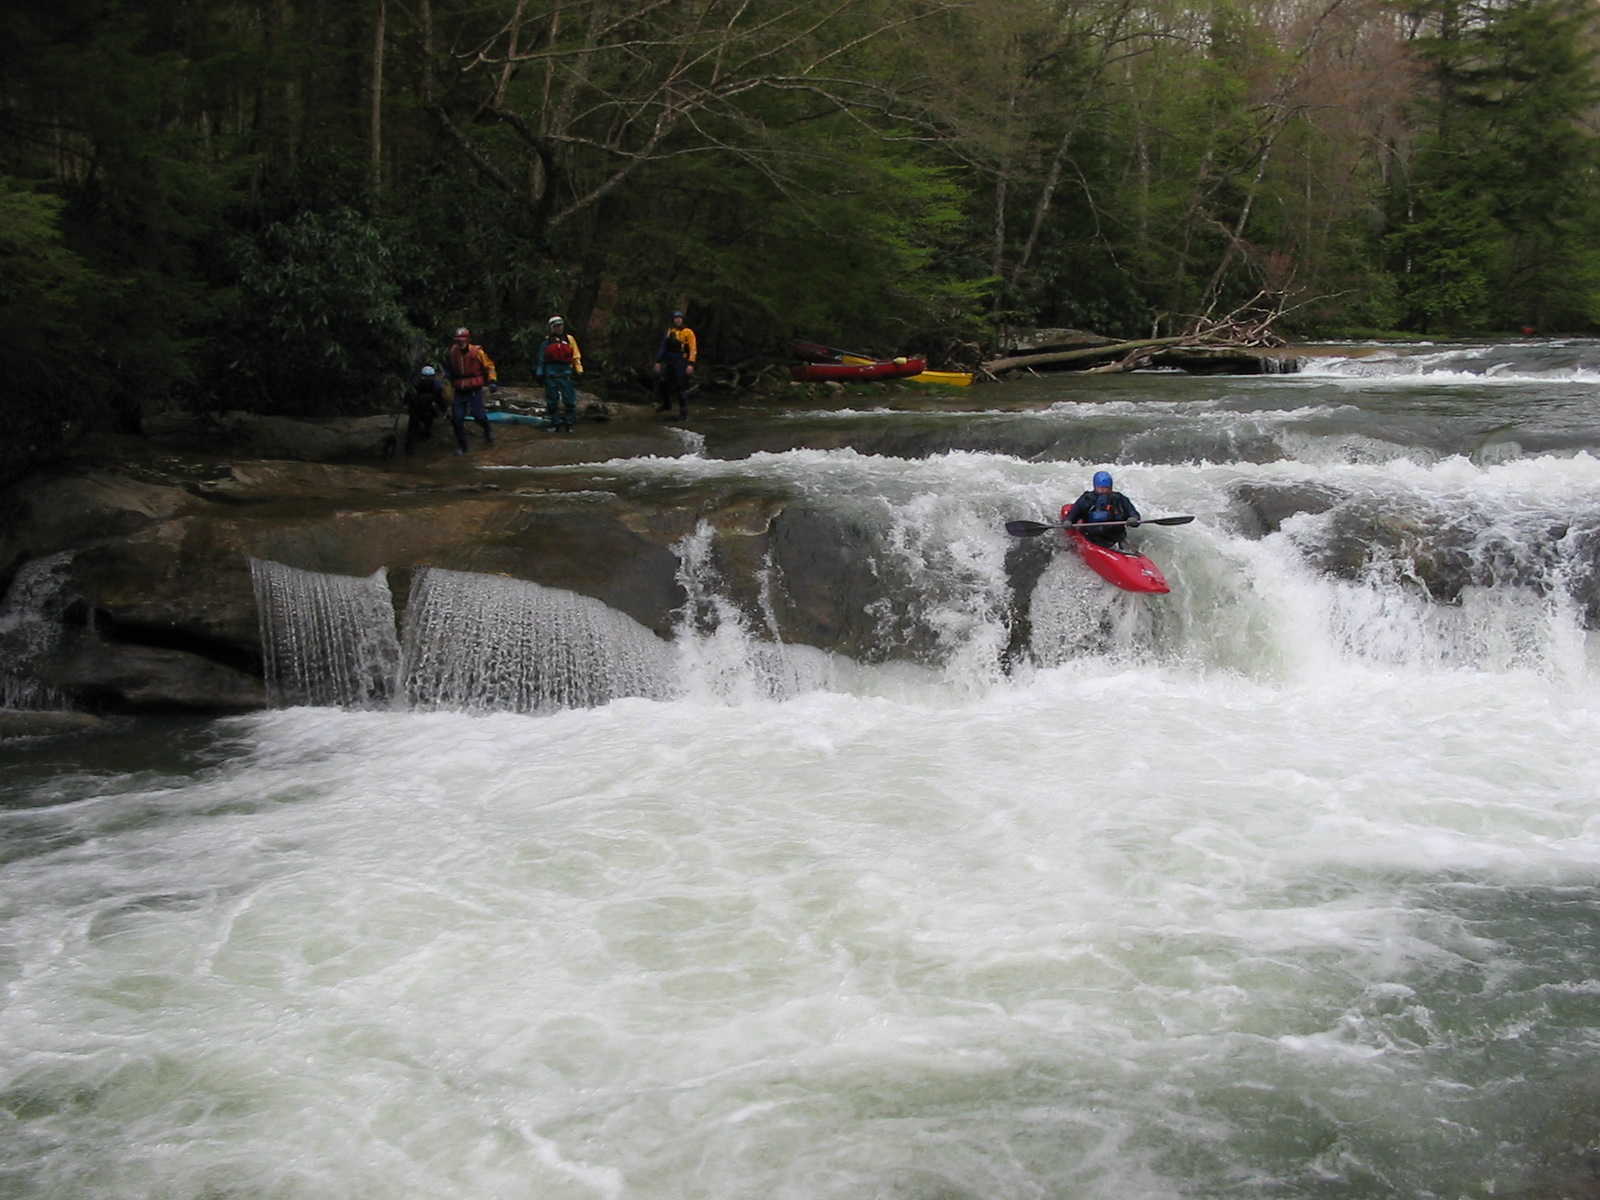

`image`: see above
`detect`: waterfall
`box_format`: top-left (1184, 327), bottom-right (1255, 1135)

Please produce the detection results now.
top-left (0, 551), bottom-right (73, 709)
top-left (248, 454), bottom-right (1596, 716)
top-left (398, 567), bottom-right (675, 712)
top-left (670, 520), bottom-right (851, 702)
top-left (248, 559), bottom-right (401, 708)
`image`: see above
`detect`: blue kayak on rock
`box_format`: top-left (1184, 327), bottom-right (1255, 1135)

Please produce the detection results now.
top-left (482, 411), bottom-right (551, 427)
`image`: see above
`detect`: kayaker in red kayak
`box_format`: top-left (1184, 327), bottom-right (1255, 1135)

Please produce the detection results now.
top-left (1060, 470), bottom-right (1141, 548)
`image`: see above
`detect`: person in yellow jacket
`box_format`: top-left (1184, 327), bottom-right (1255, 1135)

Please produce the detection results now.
top-left (534, 315), bottom-right (583, 432)
top-left (653, 310), bottom-right (697, 421)
top-left (444, 326), bottom-right (498, 453)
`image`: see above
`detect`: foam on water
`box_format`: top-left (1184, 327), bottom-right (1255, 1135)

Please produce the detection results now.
top-left (1297, 342), bottom-right (1600, 385)
top-left (2, 665), bottom-right (1598, 1198)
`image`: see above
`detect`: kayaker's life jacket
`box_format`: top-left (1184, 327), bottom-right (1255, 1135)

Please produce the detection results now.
top-left (1088, 495), bottom-right (1128, 523)
top-left (1062, 491), bottom-right (1133, 525)
top-left (543, 336), bottom-right (575, 365)
top-left (658, 327), bottom-right (697, 364)
top-left (447, 344), bottom-right (494, 389)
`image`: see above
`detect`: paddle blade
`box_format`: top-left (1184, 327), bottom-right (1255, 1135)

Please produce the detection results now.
top-left (1145, 515), bottom-right (1196, 526)
top-left (1005, 520), bottom-right (1055, 537)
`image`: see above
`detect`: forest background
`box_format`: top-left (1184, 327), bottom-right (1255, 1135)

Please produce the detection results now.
top-left (2, 0), bottom-right (1598, 484)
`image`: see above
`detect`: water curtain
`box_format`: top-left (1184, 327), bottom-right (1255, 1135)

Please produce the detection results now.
top-left (249, 559), bottom-right (401, 708)
top-left (0, 551), bottom-right (74, 709)
top-left (398, 567), bottom-right (674, 712)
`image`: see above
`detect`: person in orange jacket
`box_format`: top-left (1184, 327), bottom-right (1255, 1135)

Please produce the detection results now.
top-left (444, 326), bottom-right (498, 453)
top-left (535, 315), bottom-right (583, 432)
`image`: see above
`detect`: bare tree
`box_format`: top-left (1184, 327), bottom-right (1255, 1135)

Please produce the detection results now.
top-left (426, 0), bottom-right (963, 243)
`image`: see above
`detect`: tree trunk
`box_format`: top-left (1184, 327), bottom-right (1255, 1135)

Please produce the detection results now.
top-left (419, 0), bottom-right (433, 105)
top-left (982, 336), bottom-right (1188, 374)
top-left (369, 0), bottom-right (386, 196)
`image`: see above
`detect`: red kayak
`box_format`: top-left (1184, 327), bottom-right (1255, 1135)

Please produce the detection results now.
top-left (789, 356), bottom-right (926, 382)
top-left (1064, 529), bottom-right (1170, 594)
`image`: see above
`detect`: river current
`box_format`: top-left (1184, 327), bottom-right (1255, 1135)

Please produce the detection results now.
top-left (2, 341), bottom-right (1599, 1198)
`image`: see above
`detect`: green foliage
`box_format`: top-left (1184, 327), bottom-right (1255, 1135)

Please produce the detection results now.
top-left (4, 0), bottom-right (1600, 466)
top-left (228, 210), bottom-right (421, 414)
top-left (1391, 0), bottom-right (1600, 330)
top-left (1387, 181), bottom-right (1498, 330)
top-left (580, 104), bottom-right (990, 361)
top-left (0, 179), bottom-right (109, 481)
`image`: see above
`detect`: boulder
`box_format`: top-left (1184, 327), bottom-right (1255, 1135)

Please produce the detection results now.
top-left (145, 411), bottom-right (401, 462)
top-left (1228, 481), bottom-right (1345, 538)
top-left (1148, 347), bottom-right (1301, 375)
top-left (0, 471), bottom-right (197, 591)
top-left (44, 632), bottom-right (266, 713)
top-left (0, 709), bottom-right (107, 739)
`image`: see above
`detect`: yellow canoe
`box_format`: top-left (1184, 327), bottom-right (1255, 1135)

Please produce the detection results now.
top-left (905, 369), bottom-right (974, 387)
top-left (840, 354), bottom-right (974, 387)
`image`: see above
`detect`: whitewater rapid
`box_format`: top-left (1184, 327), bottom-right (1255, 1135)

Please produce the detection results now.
top-left (3, 342), bottom-right (1600, 1198)
top-left (4, 663), bottom-right (1598, 1198)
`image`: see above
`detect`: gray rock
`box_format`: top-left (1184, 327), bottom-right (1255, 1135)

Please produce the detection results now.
top-left (1228, 481), bottom-right (1346, 538)
top-left (44, 632), bottom-right (266, 713)
top-left (0, 709), bottom-right (106, 739)
top-left (0, 472), bottom-right (197, 590)
top-left (146, 411), bottom-right (400, 462)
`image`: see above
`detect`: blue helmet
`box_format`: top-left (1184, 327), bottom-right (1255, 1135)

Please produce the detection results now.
top-left (1092, 470), bottom-right (1113, 489)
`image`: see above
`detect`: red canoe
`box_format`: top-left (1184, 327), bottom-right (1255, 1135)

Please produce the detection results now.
top-left (790, 356), bottom-right (926, 382)
top-left (1064, 529), bottom-right (1170, 594)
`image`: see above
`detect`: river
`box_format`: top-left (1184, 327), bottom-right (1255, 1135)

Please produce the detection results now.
top-left (2, 340), bottom-right (1598, 1198)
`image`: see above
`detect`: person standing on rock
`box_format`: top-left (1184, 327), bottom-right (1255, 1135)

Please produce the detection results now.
top-left (444, 327), bottom-right (498, 453)
top-left (653, 310), bottom-right (697, 421)
top-left (405, 364), bottom-right (449, 454)
top-left (535, 316), bottom-right (583, 433)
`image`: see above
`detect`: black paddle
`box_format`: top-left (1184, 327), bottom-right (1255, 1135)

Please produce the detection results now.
top-left (794, 339), bottom-right (880, 362)
top-left (1005, 516), bottom-right (1195, 537)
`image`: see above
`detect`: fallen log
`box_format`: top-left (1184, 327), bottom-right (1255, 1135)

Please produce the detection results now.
top-left (982, 335), bottom-right (1189, 375)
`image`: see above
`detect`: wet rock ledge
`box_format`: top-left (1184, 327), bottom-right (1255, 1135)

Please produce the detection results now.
top-left (0, 404), bottom-right (966, 713)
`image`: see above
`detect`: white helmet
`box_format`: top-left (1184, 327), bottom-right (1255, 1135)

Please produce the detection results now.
top-left (548, 315), bottom-right (565, 328)
top-left (420, 365), bottom-right (436, 376)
